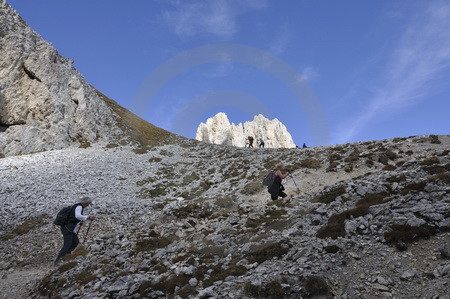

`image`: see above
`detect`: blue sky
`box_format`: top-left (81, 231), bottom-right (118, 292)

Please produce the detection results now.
top-left (8, 0), bottom-right (450, 146)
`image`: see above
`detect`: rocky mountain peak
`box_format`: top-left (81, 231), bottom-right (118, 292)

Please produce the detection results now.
top-left (195, 112), bottom-right (296, 148)
top-left (0, 0), bottom-right (173, 157)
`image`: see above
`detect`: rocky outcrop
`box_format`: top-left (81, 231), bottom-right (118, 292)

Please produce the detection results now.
top-left (196, 112), bottom-right (296, 148)
top-left (0, 1), bottom-right (129, 156)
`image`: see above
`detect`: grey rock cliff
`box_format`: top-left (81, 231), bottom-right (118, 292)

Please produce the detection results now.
top-left (0, 0), bottom-right (124, 156)
top-left (196, 112), bottom-right (296, 148)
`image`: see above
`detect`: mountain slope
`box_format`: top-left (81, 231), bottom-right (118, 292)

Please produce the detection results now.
top-left (0, 134), bottom-right (448, 298)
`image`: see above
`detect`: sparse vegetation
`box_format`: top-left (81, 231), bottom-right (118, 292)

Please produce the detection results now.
top-left (247, 241), bottom-right (289, 264)
top-left (244, 280), bottom-right (287, 298)
top-left (312, 185), bottom-right (346, 204)
top-left (241, 182), bottom-right (264, 195)
top-left (317, 192), bottom-right (390, 239)
top-left (135, 234), bottom-right (172, 252)
top-left (384, 224), bottom-right (437, 245)
top-left (304, 275), bottom-right (331, 297)
top-left (11, 215), bottom-right (49, 236)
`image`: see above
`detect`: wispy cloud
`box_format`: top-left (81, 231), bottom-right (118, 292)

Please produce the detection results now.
top-left (300, 67), bottom-right (319, 82)
top-left (270, 24), bottom-right (291, 55)
top-left (162, 0), bottom-right (269, 38)
top-left (337, 0), bottom-right (450, 143)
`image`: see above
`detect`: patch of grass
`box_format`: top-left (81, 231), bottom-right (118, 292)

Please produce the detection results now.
top-left (429, 172), bottom-right (450, 185)
top-left (400, 181), bottom-right (427, 195)
top-left (292, 159), bottom-right (322, 170)
top-left (97, 90), bottom-right (175, 147)
top-left (64, 245), bottom-right (88, 261)
top-left (204, 264), bottom-right (248, 287)
top-left (384, 224), bottom-right (437, 245)
top-left (78, 140), bottom-right (91, 148)
top-left (105, 143), bottom-right (118, 149)
top-left (137, 187), bottom-right (167, 198)
top-left (246, 209), bottom-right (287, 228)
top-left (136, 177), bottom-right (156, 186)
top-left (312, 186), bottom-right (346, 204)
top-left (423, 165), bottom-right (446, 175)
top-left (386, 174), bottom-right (406, 183)
top-left (383, 165), bottom-right (396, 171)
top-left (12, 215), bottom-right (49, 236)
top-left (176, 285), bottom-right (198, 297)
top-left (263, 159), bottom-right (282, 170)
top-left (304, 276), bottom-right (331, 297)
top-left (73, 271), bottom-right (97, 285)
top-left (135, 235), bottom-right (172, 252)
top-left (153, 274), bottom-right (191, 294)
top-left (148, 157), bottom-right (162, 163)
top-left (183, 172), bottom-right (200, 185)
top-left (438, 150), bottom-right (450, 157)
top-left (0, 153), bottom-right (5, 158)
top-left (133, 147), bottom-right (149, 154)
top-left (421, 157), bottom-right (440, 166)
top-left (247, 241), bottom-right (289, 264)
top-left (317, 192), bottom-right (390, 239)
top-left (241, 182), bottom-right (264, 195)
top-left (159, 149), bottom-right (174, 157)
top-left (57, 261), bottom-right (78, 273)
top-left (171, 203), bottom-right (213, 219)
top-left (324, 245), bottom-right (340, 253)
top-left (244, 280), bottom-right (287, 298)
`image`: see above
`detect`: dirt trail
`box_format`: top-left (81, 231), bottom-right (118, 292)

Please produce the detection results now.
top-left (0, 266), bottom-right (51, 299)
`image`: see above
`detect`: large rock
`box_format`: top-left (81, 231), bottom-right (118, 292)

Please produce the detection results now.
top-left (0, 1), bottom-right (126, 156)
top-left (195, 112), bottom-right (296, 148)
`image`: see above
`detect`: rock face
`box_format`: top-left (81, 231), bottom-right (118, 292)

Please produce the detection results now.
top-left (0, 1), bottom-right (126, 156)
top-left (196, 112), bottom-right (296, 148)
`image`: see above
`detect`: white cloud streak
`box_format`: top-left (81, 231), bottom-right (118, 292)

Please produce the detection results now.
top-left (337, 0), bottom-right (450, 143)
top-left (162, 0), bottom-right (268, 38)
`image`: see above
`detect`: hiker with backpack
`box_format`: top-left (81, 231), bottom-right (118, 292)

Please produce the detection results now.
top-left (54, 197), bottom-right (95, 263)
top-left (267, 166), bottom-right (289, 200)
top-left (248, 136), bottom-right (254, 148)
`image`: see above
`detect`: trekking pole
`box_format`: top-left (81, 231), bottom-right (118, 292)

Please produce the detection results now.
top-left (289, 173), bottom-right (301, 194)
top-left (83, 219), bottom-right (93, 243)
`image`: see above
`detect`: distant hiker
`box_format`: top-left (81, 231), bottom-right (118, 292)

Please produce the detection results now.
top-left (55, 197), bottom-right (95, 263)
top-left (303, 143), bottom-right (307, 148)
top-left (268, 166), bottom-right (289, 200)
top-left (259, 138), bottom-right (265, 148)
top-left (248, 136), bottom-right (254, 148)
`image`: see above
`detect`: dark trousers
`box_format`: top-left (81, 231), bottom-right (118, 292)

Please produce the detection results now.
top-left (56, 226), bottom-right (79, 261)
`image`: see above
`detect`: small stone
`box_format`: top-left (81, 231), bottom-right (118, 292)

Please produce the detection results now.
top-left (349, 252), bottom-right (361, 260)
top-left (372, 283), bottom-right (390, 292)
top-left (400, 269), bottom-right (417, 281)
top-left (189, 278), bottom-right (198, 287)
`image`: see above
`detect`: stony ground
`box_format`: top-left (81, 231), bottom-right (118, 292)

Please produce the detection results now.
top-left (0, 135), bottom-right (449, 298)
